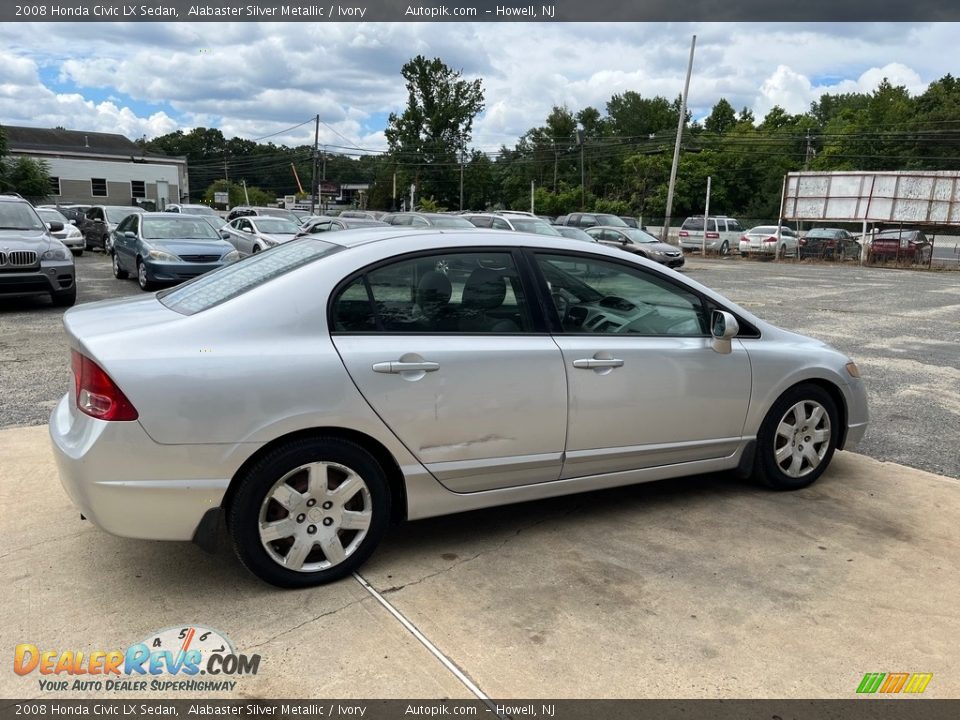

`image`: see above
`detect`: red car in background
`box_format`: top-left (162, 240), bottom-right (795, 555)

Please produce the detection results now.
top-left (866, 229), bottom-right (933, 264)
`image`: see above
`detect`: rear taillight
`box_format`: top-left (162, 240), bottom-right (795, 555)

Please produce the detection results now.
top-left (799, 238), bottom-right (807, 245)
top-left (741, 235), bottom-right (749, 242)
top-left (71, 350), bottom-right (138, 421)
top-left (763, 236), bottom-right (777, 243)
top-left (706, 232), bottom-right (720, 239)
top-left (678, 230), bottom-right (689, 237)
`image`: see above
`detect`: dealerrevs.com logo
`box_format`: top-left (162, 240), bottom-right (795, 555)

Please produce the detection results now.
top-left (14, 625), bottom-right (261, 693)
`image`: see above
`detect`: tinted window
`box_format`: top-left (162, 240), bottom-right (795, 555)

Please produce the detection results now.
top-left (536, 253), bottom-right (708, 336)
top-left (332, 252), bottom-right (532, 334)
top-left (159, 239), bottom-right (340, 315)
top-left (142, 217), bottom-right (219, 240)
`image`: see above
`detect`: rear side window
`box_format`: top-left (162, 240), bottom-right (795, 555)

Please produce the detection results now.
top-left (158, 238), bottom-right (341, 315)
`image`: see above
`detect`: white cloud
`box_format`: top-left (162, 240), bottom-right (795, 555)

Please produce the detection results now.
top-left (0, 22), bottom-right (956, 150)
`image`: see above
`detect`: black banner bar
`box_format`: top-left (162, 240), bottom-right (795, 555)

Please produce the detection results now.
top-left (2, 700), bottom-right (960, 720)
top-left (2, 0), bottom-right (959, 22)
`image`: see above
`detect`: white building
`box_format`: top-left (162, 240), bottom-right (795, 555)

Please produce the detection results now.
top-left (4, 125), bottom-right (189, 209)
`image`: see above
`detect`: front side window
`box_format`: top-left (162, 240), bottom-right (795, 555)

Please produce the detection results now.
top-left (536, 253), bottom-right (708, 336)
top-left (332, 252), bottom-right (532, 334)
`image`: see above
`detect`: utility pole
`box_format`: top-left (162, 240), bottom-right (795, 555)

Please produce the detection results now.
top-left (321, 145), bottom-right (327, 213)
top-left (530, 180), bottom-right (535, 214)
top-left (804, 131), bottom-right (815, 170)
top-left (552, 141), bottom-right (558, 191)
top-left (459, 133), bottom-right (465, 211)
top-left (662, 34), bottom-right (697, 243)
top-left (223, 147), bottom-right (230, 211)
top-left (310, 114), bottom-right (319, 214)
top-left (241, 179), bottom-right (250, 206)
top-left (392, 171), bottom-right (397, 211)
top-left (576, 129), bottom-right (586, 210)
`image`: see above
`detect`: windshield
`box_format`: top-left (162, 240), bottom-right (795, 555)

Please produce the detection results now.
top-left (511, 219), bottom-right (561, 235)
top-left (253, 217), bottom-right (301, 234)
top-left (428, 215), bottom-right (476, 228)
top-left (595, 214), bottom-right (628, 227)
top-left (258, 208), bottom-right (301, 223)
top-left (37, 208), bottom-right (69, 224)
top-left (0, 202), bottom-right (46, 231)
top-left (623, 228), bottom-right (659, 244)
top-left (105, 206), bottom-right (143, 223)
top-left (180, 205), bottom-right (220, 217)
top-left (143, 217), bottom-right (221, 240)
top-left (158, 238), bottom-right (341, 315)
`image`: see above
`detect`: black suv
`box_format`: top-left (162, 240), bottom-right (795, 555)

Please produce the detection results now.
top-left (0, 195), bottom-right (76, 306)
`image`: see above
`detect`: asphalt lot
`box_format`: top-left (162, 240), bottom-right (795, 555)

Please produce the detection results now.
top-left (1, 250), bottom-right (957, 478)
top-left (2, 249), bottom-right (960, 701)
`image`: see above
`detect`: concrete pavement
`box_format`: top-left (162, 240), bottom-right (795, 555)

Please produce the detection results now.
top-left (2, 424), bottom-right (958, 699)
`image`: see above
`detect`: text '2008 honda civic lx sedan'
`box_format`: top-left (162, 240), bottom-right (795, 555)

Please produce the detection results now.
top-left (49, 228), bottom-right (868, 588)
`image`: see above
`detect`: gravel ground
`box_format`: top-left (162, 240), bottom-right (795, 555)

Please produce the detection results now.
top-left (1, 250), bottom-right (957, 478)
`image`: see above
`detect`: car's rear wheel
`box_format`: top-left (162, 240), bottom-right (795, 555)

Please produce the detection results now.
top-left (229, 437), bottom-right (391, 588)
top-left (137, 260), bottom-right (155, 291)
top-left (753, 383), bottom-right (839, 490)
top-left (719, 240), bottom-right (729, 256)
top-left (112, 252), bottom-right (128, 279)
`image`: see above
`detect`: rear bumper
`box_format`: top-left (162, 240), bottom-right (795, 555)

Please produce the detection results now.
top-left (680, 238), bottom-right (722, 251)
top-left (49, 394), bottom-right (242, 541)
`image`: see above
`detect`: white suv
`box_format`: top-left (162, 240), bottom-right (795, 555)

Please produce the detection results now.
top-left (678, 216), bottom-right (744, 255)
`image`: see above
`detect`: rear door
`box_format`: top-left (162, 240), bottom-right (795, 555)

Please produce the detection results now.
top-left (330, 249), bottom-right (568, 493)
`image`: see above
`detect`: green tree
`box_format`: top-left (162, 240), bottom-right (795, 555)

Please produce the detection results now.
top-left (2, 157), bottom-right (51, 201)
top-left (704, 99), bottom-right (737, 135)
top-left (385, 55), bottom-right (485, 207)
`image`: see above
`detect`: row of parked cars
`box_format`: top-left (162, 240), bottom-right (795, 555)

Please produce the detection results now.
top-left (677, 214), bottom-right (935, 263)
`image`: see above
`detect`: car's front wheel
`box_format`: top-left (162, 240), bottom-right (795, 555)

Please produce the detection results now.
top-left (136, 260), bottom-right (155, 291)
top-left (754, 384), bottom-right (839, 490)
top-left (229, 437), bottom-right (391, 587)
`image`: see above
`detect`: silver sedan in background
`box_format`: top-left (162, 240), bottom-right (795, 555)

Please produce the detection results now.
top-left (220, 215), bottom-right (302, 256)
top-left (50, 229), bottom-right (868, 588)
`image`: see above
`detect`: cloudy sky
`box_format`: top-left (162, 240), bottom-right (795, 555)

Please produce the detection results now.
top-left (0, 22), bottom-right (955, 153)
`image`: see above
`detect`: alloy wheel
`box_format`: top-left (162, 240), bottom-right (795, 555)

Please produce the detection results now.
top-left (773, 400), bottom-right (831, 478)
top-left (257, 461), bottom-right (373, 572)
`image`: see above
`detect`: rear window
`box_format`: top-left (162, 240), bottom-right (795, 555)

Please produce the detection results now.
top-left (681, 217), bottom-right (717, 232)
top-left (158, 238), bottom-right (341, 315)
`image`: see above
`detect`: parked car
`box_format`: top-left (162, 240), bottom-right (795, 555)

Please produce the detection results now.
top-left (799, 228), bottom-right (858, 260)
top-left (164, 203), bottom-right (222, 218)
top-left (556, 212), bottom-right (629, 229)
top-left (39, 204), bottom-right (89, 228)
top-left (220, 215), bottom-right (303, 256)
top-left (339, 210), bottom-right (386, 221)
top-left (0, 194), bottom-right (76, 306)
top-left (678, 216), bottom-right (745, 256)
top-left (380, 212), bottom-right (477, 228)
top-left (739, 225), bottom-right (800, 258)
top-left (297, 217), bottom-right (389, 236)
top-left (79, 205), bottom-right (146, 252)
top-left (618, 217), bottom-right (647, 230)
top-left (110, 212), bottom-right (238, 291)
top-left (585, 226), bottom-right (685, 268)
top-left (463, 213), bottom-right (562, 236)
top-left (225, 206), bottom-right (302, 224)
top-left (554, 226), bottom-right (599, 243)
top-left (49, 227), bottom-right (868, 587)
top-left (865, 229), bottom-right (932, 264)
top-left (36, 207), bottom-right (85, 256)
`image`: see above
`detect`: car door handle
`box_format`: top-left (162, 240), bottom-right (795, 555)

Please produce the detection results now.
top-left (372, 361), bottom-right (440, 374)
top-left (573, 358), bottom-right (624, 369)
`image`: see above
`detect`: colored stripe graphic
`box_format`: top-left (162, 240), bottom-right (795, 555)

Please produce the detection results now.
top-left (857, 672), bottom-right (932, 694)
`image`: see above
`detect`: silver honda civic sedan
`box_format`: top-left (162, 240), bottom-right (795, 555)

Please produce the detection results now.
top-left (50, 229), bottom-right (868, 588)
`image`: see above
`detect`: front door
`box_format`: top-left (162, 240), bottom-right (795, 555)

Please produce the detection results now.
top-left (532, 252), bottom-right (752, 479)
top-left (330, 249), bottom-right (568, 493)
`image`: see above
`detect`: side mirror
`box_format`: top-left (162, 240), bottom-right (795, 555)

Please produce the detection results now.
top-left (220, 231), bottom-right (230, 239)
top-left (710, 310), bottom-right (740, 354)
top-left (69, 219), bottom-right (77, 225)
top-left (124, 231), bottom-right (137, 239)
top-left (47, 221), bottom-right (64, 232)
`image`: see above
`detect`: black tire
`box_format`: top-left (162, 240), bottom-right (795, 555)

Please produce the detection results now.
top-left (228, 436), bottom-right (391, 588)
top-left (72, 248), bottom-right (84, 257)
top-left (719, 240), bottom-right (729, 256)
top-left (51, 285), bottom-right (77, 307)
top-left (753, 383), bottom-right (839, 491)
top-left (112, 252), bottom-right (128, 279)
top-left (252, 245), bottom-right (262, 254)
top-left (136, 259), bottom-right (155, 291)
